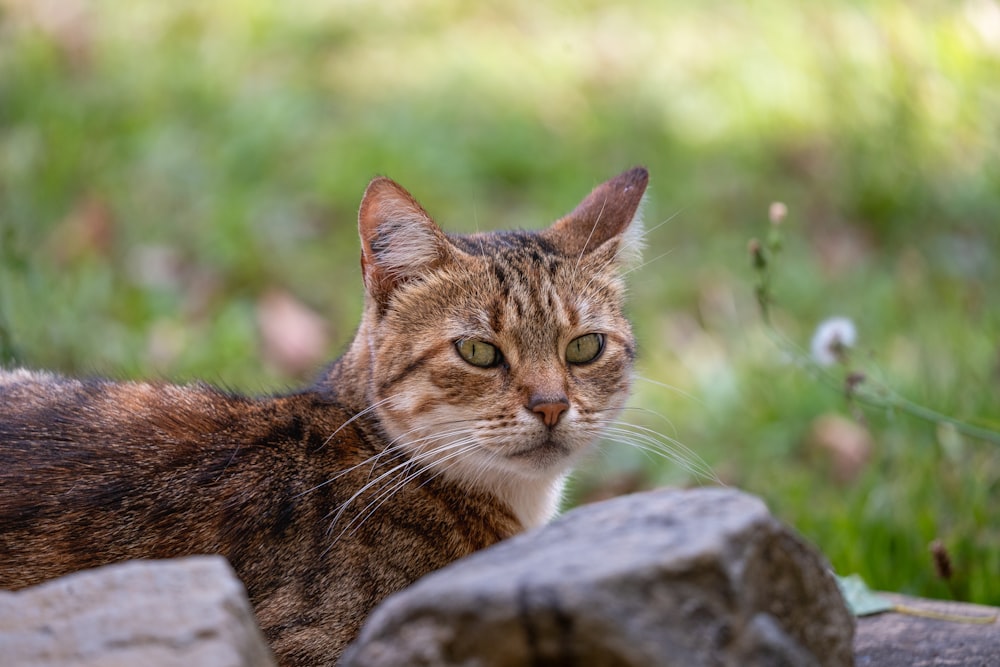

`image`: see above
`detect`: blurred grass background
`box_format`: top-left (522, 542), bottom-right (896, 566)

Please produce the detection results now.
top-left (2, 0), bottom-right (999, 604)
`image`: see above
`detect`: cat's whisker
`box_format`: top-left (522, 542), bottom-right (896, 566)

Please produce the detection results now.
top-left (573, 196), bottom-right (609, 278)
top-left (432, 432), bottom-right (509, 492)
top-left (594, 429), bottom-right (699, 478)
top-left (632, 375), bottom-right (703, 405)
top-left (580, 405), bottom-right (672, 444)
top-left (422, 431), bottom-right (515, 495)
top-left (293, 453), bottom-right (382, 499)
top-left (576, 236), bottom-right (663, 296)
top-left (372, 418), bottom-right (487, 468)
top-left (327, 434), bottom-right (485, 545)
top-left (335, 426), bottom-right (516, 541)
top-left (296, 418), bottom-right (481, 499)
top-left (214, 444), bottom-right (242, 482)
top-left (587, 404), bottom-right (704, 470)
top-left (588, 420), bottom-right (721, 484)
top-left (318, 395), bottom-right (397, 451)
top-left (576, 230), bottom-right (629, 295)
top-left (602, 405), bottom-right (679, 439)
top-left (293, 443), bottom-right (411, 500)
top-left (641, 209), bottom-right (683, 238)
top-left (615, 423), bottom-right (684, 468)
top-left (603, 421), bottom-right (716, 480)
top-left (596, 431), bottom-right (662, 468)
top-left (323, 428), bottom-right (481, 532)
top-left (618, 248), bottom-right (676, 278)
top-left (359, 421), bottom-right (457, 484)
top-left (575, 210), bottom-right (685, 291)
top-left (338, 440), bottom-right (484, 540)
top-left (577, 210), bottom-right (679, 289)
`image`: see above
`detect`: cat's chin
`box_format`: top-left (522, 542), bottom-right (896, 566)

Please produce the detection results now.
top-left (506, 438), bottom-right (572, 463)
top-left (484, 431), bottom-right (593, 483)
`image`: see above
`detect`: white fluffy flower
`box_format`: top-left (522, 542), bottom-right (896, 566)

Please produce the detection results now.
top-left (810, 317), bottom-right (857, 366)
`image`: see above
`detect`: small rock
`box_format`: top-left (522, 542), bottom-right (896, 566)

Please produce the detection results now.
top-left (0, 555), bottom-right (276, 667)
top-left (341, 487), bottom-right (855, 666)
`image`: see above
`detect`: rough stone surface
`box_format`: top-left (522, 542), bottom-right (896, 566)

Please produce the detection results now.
top-left (0, 555), bottom-right (276, 667)
top-left (855, 592), bottom-right (1000, 666)
top-left (340, 487), bottom-right (855, 667)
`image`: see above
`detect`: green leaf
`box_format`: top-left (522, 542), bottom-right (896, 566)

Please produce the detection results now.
top-left (836, 574), bottom-right (894, 617)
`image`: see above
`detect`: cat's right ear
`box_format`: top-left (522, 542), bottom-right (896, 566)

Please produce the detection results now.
top-left (543, 166), bottom-right (648, 268)
top-left (358, 177), bottom-right (451, 304)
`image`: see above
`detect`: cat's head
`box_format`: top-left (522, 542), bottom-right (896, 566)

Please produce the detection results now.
top-left (355, 168), bottom-right (647, 524)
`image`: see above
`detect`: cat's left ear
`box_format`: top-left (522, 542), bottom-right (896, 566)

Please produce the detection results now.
top-left (542, 166), bottom-right (648, 267)
top-left (358, 176), bottom-right (451, 304)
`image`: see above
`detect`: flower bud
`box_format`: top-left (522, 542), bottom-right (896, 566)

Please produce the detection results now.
top-left (748, 238), bottom-right (767, 270)
top-left (769, 201), bottom-right (788, 225)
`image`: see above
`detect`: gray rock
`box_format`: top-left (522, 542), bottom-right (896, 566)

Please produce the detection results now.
top-left (340, 487), bottom-right (854, 666)
top-left (0, 555), bottom-right (276, 667)
top-left (855, 592), bottom-right (1000, 666)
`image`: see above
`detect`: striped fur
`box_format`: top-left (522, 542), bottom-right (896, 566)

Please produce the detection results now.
top-left (0, 166), bottom-right (648, 666)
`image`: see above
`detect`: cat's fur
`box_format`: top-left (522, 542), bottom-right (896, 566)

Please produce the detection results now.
top-left (0, 166), bottom-right (648, 665)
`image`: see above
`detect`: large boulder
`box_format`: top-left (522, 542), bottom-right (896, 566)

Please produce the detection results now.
top-left (341, 487), bottom-right (854, 666)
top-left (0, 555), bottom-right (275, 667)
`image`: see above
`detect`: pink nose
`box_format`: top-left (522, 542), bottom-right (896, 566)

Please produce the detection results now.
top-left (528, 398), bottom-right (569, 427)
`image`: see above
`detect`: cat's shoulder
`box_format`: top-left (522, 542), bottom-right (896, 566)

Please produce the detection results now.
top-left (0, 366), bottom-right (223, 402)
top-left (0, 367), bottom-right (93, 406)
top-left (0, 367), bottom-right (372, 467)
top-left (0, 367), bottom-right (66, 388)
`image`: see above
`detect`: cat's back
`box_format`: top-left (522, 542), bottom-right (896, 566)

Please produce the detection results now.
top-left (0, 367), bottom-right (282, 470)
top-left (0, 368), bottom-right (370, 583)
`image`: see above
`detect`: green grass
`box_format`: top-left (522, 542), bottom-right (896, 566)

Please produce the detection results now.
top-left (2, 0), bottom-right (999, 604)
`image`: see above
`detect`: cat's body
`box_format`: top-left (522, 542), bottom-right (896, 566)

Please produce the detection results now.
top-left (0, 167), bottom-right (648, 665)
top-left (0, 372), bottom-right (518, 662)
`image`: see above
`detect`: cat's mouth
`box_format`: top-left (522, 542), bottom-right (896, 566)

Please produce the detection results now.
top-left (507, 438), bottom-right (571, 462)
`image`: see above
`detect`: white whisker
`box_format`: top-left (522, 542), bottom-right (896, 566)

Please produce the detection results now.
top-left (573, 196), bottom-right (608, 277)
top-left (296, 417), bottom-right (481, 500)
top-left (341, 440), bottom-right (483, 537)
top-left (633, 375), bottom-right (703, 405)
top-left (318, 395), bottom-right (396, 451)
top-left (322, 425), bottom-right (482, 527)
top-left (326, 435), bottom-right (484, 546)
top-left (619, 248), bottom-right (676, 278)
top-left (643, 209), bottom-right (683, 237)
top-left (326, 424), bottom-right (525, 546)
top-left (588, 419), bottom-right (721, 484)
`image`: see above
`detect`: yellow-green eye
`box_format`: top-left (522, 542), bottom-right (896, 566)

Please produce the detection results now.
top-left (566, 333), bottom-right (605, 365)
top-left (456, 339), bottom-right (502, 368)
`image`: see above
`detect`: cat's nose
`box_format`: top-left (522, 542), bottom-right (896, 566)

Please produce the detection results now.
top-left (528, 396), bottom-right (569, 427)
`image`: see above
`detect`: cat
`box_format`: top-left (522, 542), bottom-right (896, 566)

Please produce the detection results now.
top-left (0, 166), bottom-right (648, 666)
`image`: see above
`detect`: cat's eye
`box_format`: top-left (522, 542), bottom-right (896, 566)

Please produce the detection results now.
top-left (455, 339), bottom-right (503, 368)
top-left (566, 333), bottom-right (605, 365)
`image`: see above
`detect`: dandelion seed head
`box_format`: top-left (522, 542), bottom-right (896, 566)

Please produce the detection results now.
top-left (811, 316), bottom-right (857, 366)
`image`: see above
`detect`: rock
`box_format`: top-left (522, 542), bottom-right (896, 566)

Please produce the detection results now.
top-left (0, 555), bottom-right (276, 667)
top-left (340, 487), bottom-right (854, 666)
top-left (855, 592), bottom-right (1000, 666)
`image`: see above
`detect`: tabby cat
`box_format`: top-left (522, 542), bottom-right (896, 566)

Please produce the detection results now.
top-left (0, 166), bottom-right (649, 665)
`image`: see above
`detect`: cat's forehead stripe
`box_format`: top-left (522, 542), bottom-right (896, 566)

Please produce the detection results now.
top-left (449, 230), bottom-right (558, 258)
